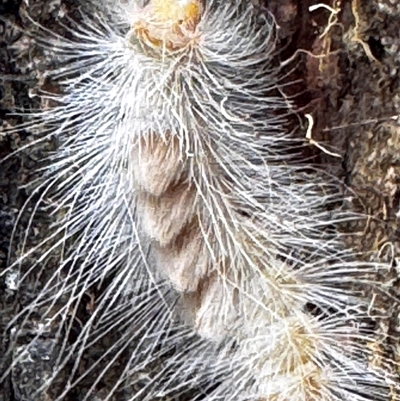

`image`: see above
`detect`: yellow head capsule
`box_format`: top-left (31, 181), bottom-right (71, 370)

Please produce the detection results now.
top-left (152, 0), bottom-right (200, 24)
top-left (133, 0), bottom-right (203, 50)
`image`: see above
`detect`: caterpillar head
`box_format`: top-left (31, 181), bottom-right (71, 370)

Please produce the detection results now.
top-left (133, 0), bottom-right (203, 50)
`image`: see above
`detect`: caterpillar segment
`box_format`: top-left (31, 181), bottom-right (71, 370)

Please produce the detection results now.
top-left (127, 1), bottom-right (389, 400)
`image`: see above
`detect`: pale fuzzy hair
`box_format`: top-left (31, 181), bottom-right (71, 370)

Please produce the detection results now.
top-left (1, 1), bottom-right (396, 400)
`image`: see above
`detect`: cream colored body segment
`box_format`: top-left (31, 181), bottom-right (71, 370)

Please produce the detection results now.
top-left (127, 2), bottom-right (376, 400)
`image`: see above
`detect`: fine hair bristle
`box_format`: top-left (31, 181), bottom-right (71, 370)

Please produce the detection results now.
top-left (1, 1), bottom-right (398, 400)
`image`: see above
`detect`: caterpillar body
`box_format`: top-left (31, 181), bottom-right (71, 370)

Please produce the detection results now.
top-left (1, 1), bottom-right (398, 401)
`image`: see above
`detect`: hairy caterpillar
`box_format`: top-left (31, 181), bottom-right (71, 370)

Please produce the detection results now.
top-left (1, 0), bottom-right (399, 400)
